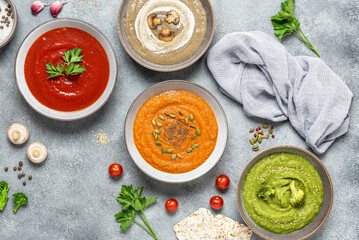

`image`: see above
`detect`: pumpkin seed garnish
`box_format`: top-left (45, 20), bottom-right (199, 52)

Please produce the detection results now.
top-left (187, 148), bottom-right (193, 153)
top-left (258, 137), bottom-right (262, 144)
top-left (151, 120), bottom-right (156, 126)
top-left (196, 129), bottom-right (201, 136)
top-left (258, 129), bottom-right (263, 134)
top-left (177, 154), bottom-right (182, 159)
top-left (252, 145), bottom-right (259, 151)
top-left (249, 139), bottom-right (254, 145)
top-left (269, 128), bottom-right (273, 134)
top-left (192, 135), bottom-right (196, 140)
top-left (190, 125), bottom-right (196, 129)
top-left (253, 138), bottom-right (257, 143)
top-left (155, 129), bottom-right (161, 134)
top-left (167, 149), bottom-right (173, 153)
top-left (154, 134), bottom-right (158, 140)
top-left (192, 144), bottom-right (199, 149)
top-left (157, 122), bottom-right (162, 127)
top-left (155, 141), bottom-right (162, 146)
top-left (170, 114), bottom-right (176, 118)
top-left (265, 133), bottom-right (270, 139)
top-left (189, 114), bottom-right (194, 121)
top-left (152, 131), bottom-right (156, 137)
top-left (263, 124), bottom-right (269, 129)
top-left (185, 117), bottom-right (189, 124)
top-left (250, 128), bottom-right (255, 133)
top-left (171, 154), bottom-right (177, 160)
top-left (161, 148), bottom-right (166, 154)
top-left (159, 115), bottom-right (165, 120)
top-left (179, 110), bottom-right (183, 115)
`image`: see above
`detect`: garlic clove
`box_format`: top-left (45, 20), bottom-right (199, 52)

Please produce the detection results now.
top-left (50, 1), bottom-right (67, 17)
top-left (27, 142), bottom-right (47, 164)
top-left (31, 1), bottom-right (47, 15)
top-left (8, 123), bottom-right (29, 145)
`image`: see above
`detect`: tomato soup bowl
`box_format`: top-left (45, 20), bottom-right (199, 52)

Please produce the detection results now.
top-left (236, 146), bottom-right (333, 240)
top-left (124, 80), bottom-right (228, 183)
top-left (15, 18), bottom-right (117, 121)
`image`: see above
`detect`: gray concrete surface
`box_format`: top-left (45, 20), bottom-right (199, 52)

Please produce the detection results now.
top-left (0, 0), bottom-right (358, 239)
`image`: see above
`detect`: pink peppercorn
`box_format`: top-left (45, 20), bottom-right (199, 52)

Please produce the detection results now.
top-left (272, 135), bottom-right (275, 138)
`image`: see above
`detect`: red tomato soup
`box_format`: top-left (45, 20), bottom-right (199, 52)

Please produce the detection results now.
top-left (24, 27), bottom-right (110, 112)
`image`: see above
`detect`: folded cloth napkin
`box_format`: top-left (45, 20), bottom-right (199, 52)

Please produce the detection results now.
top-left (207, 31), bottom-right (353, 154)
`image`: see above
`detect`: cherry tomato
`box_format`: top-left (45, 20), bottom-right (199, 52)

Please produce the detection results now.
top-left (210, 196), bottom-right (223, 210)
top-left (109, 163), bottom-right (123, 177)
top-left (165, 198), bottom-right (178, 212)
top-left (216, 175), bottom-right (230, 190)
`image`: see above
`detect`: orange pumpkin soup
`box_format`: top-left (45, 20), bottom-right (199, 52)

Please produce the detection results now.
top-left (133, 89), bottom-right (218, 173)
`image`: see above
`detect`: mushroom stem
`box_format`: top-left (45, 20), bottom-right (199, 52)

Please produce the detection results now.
top-left (33, 149), bottom-right (41, 158)
top-left (12, 130), bottom-right (20, 140)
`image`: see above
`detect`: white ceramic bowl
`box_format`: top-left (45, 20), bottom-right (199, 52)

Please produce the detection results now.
top-left (124, 80), bottom-right (228, 183)
top-left (15, 18), bottom-right (118, 121)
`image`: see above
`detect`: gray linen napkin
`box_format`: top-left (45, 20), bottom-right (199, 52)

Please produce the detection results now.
top-left (207, 31), bottom-right (353, 154)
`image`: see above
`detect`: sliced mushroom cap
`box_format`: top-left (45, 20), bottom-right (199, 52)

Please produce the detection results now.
top-left (27, 142), bottom-right (47, 164)
top-left (7, 123), bottom-right (29, 145)
top-left (159, 31), bottom-right (175, 42)
top-left (166, 10), bottom-right (180, 25)
top-left (161, 28), bottom-right (171, 37)
top-left (147, 13), bottom-right (162, 29)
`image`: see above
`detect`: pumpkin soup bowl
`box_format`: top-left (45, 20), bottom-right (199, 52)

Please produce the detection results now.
top-left (236, 146), bottom-right (333, 240)
top-left (124, 80), bottom-right (228, 183)
top-left (15, 18), bottom-right (117, 121)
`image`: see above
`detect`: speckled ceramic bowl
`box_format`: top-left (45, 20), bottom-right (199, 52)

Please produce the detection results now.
top-left (237, 146), bottom-right (333, 240)
top-left (0, 0), bottom-right (17, 48)
top-left (124, 80), bottom-right (228, 183)
top-left (117, 0), bottom-right (215, 72)
top-left (15, 18), bottom-right (117, 121)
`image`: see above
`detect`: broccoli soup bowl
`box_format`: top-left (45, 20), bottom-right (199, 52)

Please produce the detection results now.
top-left (237, 146), bottom-right (333, 240)
top-left (124, 80), bottom-right (228, 183)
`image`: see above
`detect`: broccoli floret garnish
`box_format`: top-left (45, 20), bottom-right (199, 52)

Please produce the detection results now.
top-left (0, 181), bottom-right (10, 211)
top-left (12, 192), bottom-right (28, 213)
top-left (289, 180), bottom-right (304, 207)
top-left (257, 186), bottom-right (276, 202)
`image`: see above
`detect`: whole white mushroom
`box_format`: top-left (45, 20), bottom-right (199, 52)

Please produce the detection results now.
top-left (27, 142), bottom-right (47, 163)
top-left (7, 123), bottom-right (29, 145)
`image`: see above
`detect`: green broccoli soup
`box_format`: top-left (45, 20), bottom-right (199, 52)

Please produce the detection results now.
top-left (242, 152), bottom-right (323, 234)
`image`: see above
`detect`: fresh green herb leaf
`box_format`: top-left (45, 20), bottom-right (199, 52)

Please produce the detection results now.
top-left (12, 192), bottom-right (28, 213)
top-left (47, 48), bottom-right (86, 79)
top-left (115, 185), bottom-right (158, 240)
top-left (0, 181), bottom-right (10, 211)
top-left (271, 0), bottom-right (320, 57)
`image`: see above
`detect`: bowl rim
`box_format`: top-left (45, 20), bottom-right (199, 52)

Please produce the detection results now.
top-left (236, 145), bottom-right (333, 240)
top-left (124, 80), bottom-right (228, 183)
top-left (117, 0), bottom-right (215, 72)
top-left (14, 18), bottom-right (118, 121)
top-left (0, 0), bottom-right (18, 48)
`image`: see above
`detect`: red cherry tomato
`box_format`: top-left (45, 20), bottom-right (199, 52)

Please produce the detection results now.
top-left (210, 196), bottom-right (223, 210)
top-left (165, 198), bottom-right (178, 212)
top-left (216, 175), bottom-right (230, 190)
top-left (109, 163), bottom-right (123, 177)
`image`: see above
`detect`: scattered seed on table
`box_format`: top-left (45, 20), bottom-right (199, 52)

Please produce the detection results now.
top-left (258, 127), bottom-right (261, 130)
top-left (23, 181), bottom-right (26, 186)
top-left (13, 167), bottom-right (16, 171)
top-left (272, 135), bottom-right (275, 138)
top-left (254, 134), bottom-right (257, 137)
top-left (22, 172), bottom-right (25, 177)
top-left (28, 175), bottom-right (32, 180)
top-left (263, 124), bottom-right (269, 128)
top-left (18, 174), bottom-right (22, 179)
top-left (256, 128), bottom-right (258, 131)
top-left (261, 132), bottom-right (264, 135)
top-left (249, 128), bottom-right (254, 133)
top-left (18, 166), bottom-right (21, 170)
top-left (19, 161), bottom-right (23, 166)
top-left (4, 167), bottom-right (8, 172)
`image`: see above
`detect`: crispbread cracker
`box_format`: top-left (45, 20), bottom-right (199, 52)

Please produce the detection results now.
top-left (213, 214), bottom-right (252, 240)
top-left (174, 208), bottom-right (252, 240)
top-left (173, 208), bottom-right (219, 240)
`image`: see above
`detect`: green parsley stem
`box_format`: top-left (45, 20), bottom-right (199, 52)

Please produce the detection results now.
top-left (133, 219), bottom-right (156, 239)
top-left (294, 29), bottom-right (320, 57)
top-left (139, 211), bottom-right (158, 240)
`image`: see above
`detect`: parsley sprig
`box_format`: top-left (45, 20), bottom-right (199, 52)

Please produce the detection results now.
top-left (271, 0), bottom-right (320, 57)
top-left (46, 48), bottom-right (86, 79)
top-left (115, 185), bottom-right (158, 240)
